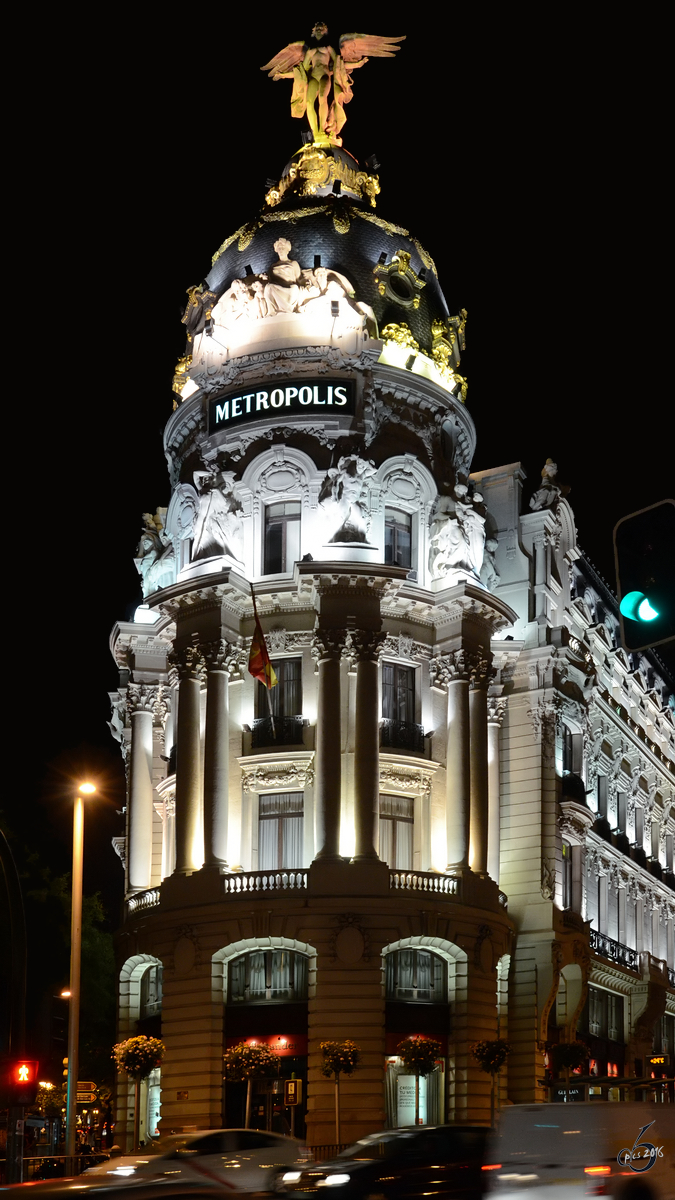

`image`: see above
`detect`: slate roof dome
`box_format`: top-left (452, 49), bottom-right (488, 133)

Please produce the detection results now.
top-left (204, 143), bottom-right (454, 357)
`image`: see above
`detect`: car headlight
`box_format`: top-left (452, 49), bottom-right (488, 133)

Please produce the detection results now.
top-left (317, 1175), bottom-right (351, 1187)
top-left (283, 1172), bottom-right (303, 1183)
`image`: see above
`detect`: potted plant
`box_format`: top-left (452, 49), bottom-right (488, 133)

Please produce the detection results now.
top-left (223, 1042), bottom-right (281, 1128)
top-left (320, 1040), bottom-right (361, 1145)
top-left (470, 1039), bottom-right (511, 1127)
top-left (396, 1037), bottom-right (442, 1127)
top-left (112, 1036), bottom-right (165, 1151)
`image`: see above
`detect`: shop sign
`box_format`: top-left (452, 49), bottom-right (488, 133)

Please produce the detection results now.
top-left (648, 1054), bottom-right (669, 1067)
top-left (551, 1085), bottom-right (585, 1102)
top-left (209, 379), bottom-right (355, 432)
top-left (225, 1034), bottom-right (308, 1058)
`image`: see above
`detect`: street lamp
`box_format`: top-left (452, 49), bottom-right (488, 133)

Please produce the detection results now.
top-left (65, 782), bottom-right (96, 1172)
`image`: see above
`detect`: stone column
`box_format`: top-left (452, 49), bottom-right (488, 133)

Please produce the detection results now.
top-left (171, 644), bottom-right (206, 874)
top-left (635, 889), bottom-right (645, 952)
top-left (617, 881), bottom-right (627, 945)
top-left (487, 698), bottom-right (506, 883)
top-left (598, 870), bottom-right (608, 934)
top-left (432, 652), bottom-right (471, 871)
top-left (651, 898), bottom-right (661, 958)
top-left (351, 630), bottom-right (386, 861)
top-left (312, 630), bottom-right (347, 860)
top-left (202, 640), bottom-right (241, 869)
top-left (572, 845), bottom-right (585, 917)
top-left (667, 916), bottom-right (674, 969)
top-left (126, 684), bottom-right (165, 891)
top-left (468, 653), bottom-right (491, 874)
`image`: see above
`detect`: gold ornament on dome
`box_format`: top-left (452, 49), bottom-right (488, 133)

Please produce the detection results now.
top-left (373, 248), bottom-right (426, 309)
top-left (265, 143), bottom-right (380, 210)
top-left (261, 25), bottom-right (405, 147)
top-left (381, 315), bottom-right (468, 400)
top-left (172, 354), bottom-right (192, 399)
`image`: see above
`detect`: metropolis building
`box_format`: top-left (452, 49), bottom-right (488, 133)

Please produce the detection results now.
top-left (109, 47), bottom-right (675, 1149)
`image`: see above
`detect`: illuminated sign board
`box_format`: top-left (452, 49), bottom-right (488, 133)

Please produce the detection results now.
top-left (209, 379), bottom-right (355, 433)
top-left (648, 1054), bottom-right (669, 1067)
top-left (225, 1034), bottom-right (308, 1058)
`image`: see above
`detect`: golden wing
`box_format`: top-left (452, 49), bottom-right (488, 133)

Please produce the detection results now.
top-left (339, 33), bottom-right (405, 61)
top-left (261, 40), bottom-right (306, 76)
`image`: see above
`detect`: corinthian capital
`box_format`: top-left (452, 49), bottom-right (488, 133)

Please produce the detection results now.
top-left (429, 649), bottom-right (473, 689)
top-left (169, 643), bottom-right (206, 684)
top-left (488, 697), bottom-right (507, 725)
top-left (349, 629), bottom-right (387, 663)
top-left (202, 638), bottom-right (247, 678)
top-left (311, 628), bottom-right (348, 662)
top-left (126, 682), bottom-right (169, 724)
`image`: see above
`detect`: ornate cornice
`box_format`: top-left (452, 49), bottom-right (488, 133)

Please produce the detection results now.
top-left (381, 632), bottom-right (431, 661)
top-left (379, 762), bottom-right (435, 797)
top-left (240, 757), bottom-right (315, 793)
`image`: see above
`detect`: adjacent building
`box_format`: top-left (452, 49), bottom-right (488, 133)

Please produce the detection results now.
top-left (109, 124), bottom-right (675, 1148)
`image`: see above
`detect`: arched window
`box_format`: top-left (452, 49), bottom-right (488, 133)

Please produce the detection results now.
top-left (140, 964), bottom-right (163, 1018)
top-left (227, 949), bottom-right (308, 1004)
top-left (385, 949), bottom-right (446, 1003)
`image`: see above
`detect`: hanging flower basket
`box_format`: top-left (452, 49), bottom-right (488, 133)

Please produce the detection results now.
top-left (550, 1041), bottom-right (588, 1076)
top-left (223, 1043), bottom-right (281, 1082)
top-left (320, 1040), bottom-right (361, 1078)
top-left (396, 1036), bottom-right (442, 1077)
top-left (112, 1035), bottom-right (165, 1081)
top-left (470, 1039), bottom-right (511, 1076)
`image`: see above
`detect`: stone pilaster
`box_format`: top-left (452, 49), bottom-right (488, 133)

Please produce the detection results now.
top-left (487, 697), bottom-right (506, 883)
top-left (469, 651), bottom-right (492, 874)
top-left (126, 683), bottom-right (167, 891)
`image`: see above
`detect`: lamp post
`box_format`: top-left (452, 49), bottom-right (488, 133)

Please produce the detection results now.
top-left (65, 782), bottom-right (95, 1174)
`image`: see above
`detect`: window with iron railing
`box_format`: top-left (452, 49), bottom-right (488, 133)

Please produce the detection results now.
top-left (381, 664), bottom-right (423, 751)
top-left (254, 658), bottom-right (303, 746)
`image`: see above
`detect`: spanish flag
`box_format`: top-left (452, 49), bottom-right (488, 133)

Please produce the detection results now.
top-left (248, 589), bottom-right (278, 690)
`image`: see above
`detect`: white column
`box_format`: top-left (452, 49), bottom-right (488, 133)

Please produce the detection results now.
top-left (598, 871), bottom-right (608, 934)
top-left (617, 883), bottom-right (627, 946)
top-left (352, 630), bottom-right (386, 861)
top-left (469, 672), bottom-right (489, 874)
top-left (172, 644), bottom-right (205, 874)
top-left (444, 654), bottom-right (471, 870)
top-left (667, 916), bottom-right (674, 969)
top-left (635, 891), bottom-right (645, 952)
top-left (312, 630), bottom-right (346, 860)
top-left (203, 641), bottom-right (236, 869)
top-left (487, 698), bottom-right (505, 883)
top-left (572, 845), bottom-right (585, 917)
top-left (126, 684), bottom-right (161, 891)
top-left (651, 900), bottom-right (661, 958)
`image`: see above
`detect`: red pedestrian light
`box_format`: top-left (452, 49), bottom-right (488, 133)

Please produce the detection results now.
top-left (8, 1060), bottom-right (40, 1105)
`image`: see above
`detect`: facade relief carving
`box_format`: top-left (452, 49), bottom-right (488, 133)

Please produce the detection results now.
top-left (311, 629), bottom-right (348, 662)
top-left (126, 682), bottom-right (169, 724)
top-left (428, 484), bottom-right (486, 580)
top-left (319, 454), bottom-right (377, 543)
top-left (169, 643), bottom-right (207, 685)
top-left (348, 629), bottom-right (387, 663)
top-left (240, 761), bottom-right (314, 793)
top-left (529, 458), bottom-right (569, 511)
top-left (192, 465), bottom-right (244, 563)
top-left (134, 508), bottom-right (176, 597)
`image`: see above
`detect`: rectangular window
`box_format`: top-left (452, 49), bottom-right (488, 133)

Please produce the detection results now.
top-left (264, 501), bottom-right (301, 574)
top-left (258, 792), bottom-right (303, 870)
top-left (617, 791), bottom-right (627, 832)
top-left (563, 726), bottom-right (575, 774)
top-left (256, 658), bottom-right (302, 718)
top-left (380, 794), bottom-right (414, 870)
top-left (562, 840), bottom-right (573, 909)
top-left (588, 987), bottom-right (607, 1038)
top-left (608, 993), bottom-right (623, 1042)
top-left (651, 820), bottom-right (660, 860)
top-left (634, 805), bottom-right (644, 848)
top-left (597, 776), bottom-right (608, 819)
top-left (382, 663), bottom-right (415, 723)
top-left (384, 507), bottom-right (413, 570)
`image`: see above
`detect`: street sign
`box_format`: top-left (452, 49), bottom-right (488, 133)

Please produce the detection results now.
top-left (77, 1082), bottom-right (96, 1091)
top-left (77, 1092), bottom-right (97, 1104)
top-left (284, 1078), bottom-right (302, 1106)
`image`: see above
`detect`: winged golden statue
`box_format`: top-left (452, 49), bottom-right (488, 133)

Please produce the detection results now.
top-left (261, 23), bottom-right (405, 147)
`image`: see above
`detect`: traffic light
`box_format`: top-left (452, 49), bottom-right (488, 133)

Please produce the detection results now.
top-left (613, 500), bottom-right (675, 651)
top-left (7, 1059), bottom-right (40, 1106)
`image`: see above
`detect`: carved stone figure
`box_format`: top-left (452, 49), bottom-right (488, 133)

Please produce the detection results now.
top-left (211, 243), bottom-right (370, 333)
top-left (529, 458), bottom-right (567, 511)
top-left (428, 484), bottom-right (486, 579)
top-left (134, 509), bottom-right (175, 596)
top-left (319, 454), bottom-right (377, 543)
top-left (480, 537), bottom-right (500, 591)
top-left (261, 26), bottom-right (405, 147)
top-left (192, 467), bottom-right (244, 563)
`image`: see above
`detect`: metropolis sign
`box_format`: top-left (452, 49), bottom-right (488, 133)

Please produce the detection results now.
top-left (209, 378), bottom-right (355, 433)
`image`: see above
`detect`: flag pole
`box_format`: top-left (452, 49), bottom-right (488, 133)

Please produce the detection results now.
top-left (250, 584), bottom-right (276, 739)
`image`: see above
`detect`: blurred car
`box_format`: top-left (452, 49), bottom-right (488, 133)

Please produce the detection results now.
top-left (0, 1181), bottom-right (230, 1197)
top-left (483, 1103), bottom-right (675, 1200)
top-left (276, 1125), bottom-right (489, 1200)
top-left (83, 1129), bottom-right (304, 1193)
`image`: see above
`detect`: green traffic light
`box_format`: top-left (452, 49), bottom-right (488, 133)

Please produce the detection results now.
top-left (620, 590), bottom-right (659, 622)
top-left (637, 597), bottom-right (659, 621)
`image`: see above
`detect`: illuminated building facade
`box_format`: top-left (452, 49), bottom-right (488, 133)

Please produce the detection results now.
top-left (109, 116), bottom-right (675, 1149)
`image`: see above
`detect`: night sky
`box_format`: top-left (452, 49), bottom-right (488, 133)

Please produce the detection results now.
top-left (7, 10), bottom-right (671, 925)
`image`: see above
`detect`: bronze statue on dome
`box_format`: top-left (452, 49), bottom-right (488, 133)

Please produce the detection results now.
top-left (261, 24), bottom-right (405, 147)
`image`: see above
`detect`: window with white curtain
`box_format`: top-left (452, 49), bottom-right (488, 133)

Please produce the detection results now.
top-left (256, 658), bottom-right (302, 718)
top-left (379, 795), bottom-right (413, 870)
top-left (385, 949), bottom-right (446, 1002)
top-left (228, 949), bottom-right (308, 1004)
top-left (258, 792), bottom-right (304, 870)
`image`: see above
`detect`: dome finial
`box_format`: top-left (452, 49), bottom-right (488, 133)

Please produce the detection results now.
top-left (261, 29), bottom-right (405, 148)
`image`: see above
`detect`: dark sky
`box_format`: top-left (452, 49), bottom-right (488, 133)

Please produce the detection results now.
top-left (8, 11), bottom-right (671, 916)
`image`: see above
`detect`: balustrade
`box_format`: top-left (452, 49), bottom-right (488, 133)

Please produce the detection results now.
top-left (589, 927), bottom-right (639, 971)
top-left (223, 869), bottom-right (308, 893)
top-left (380, 718), bottom-right (426, 753)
